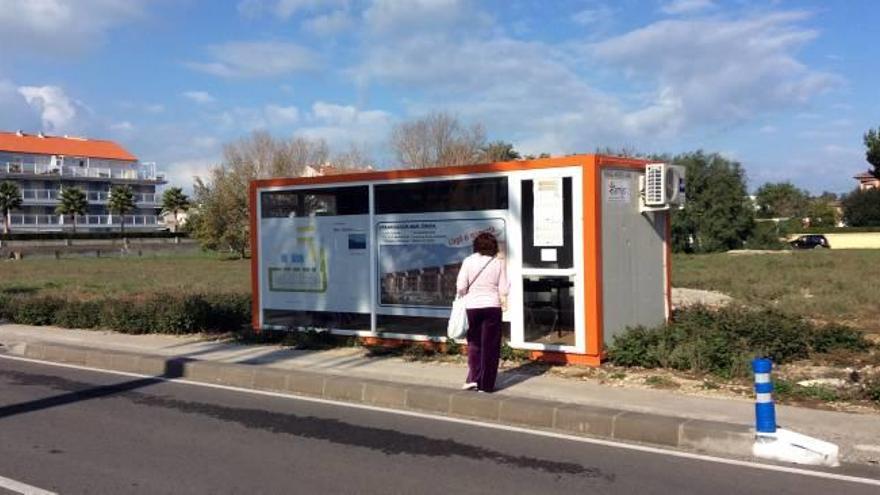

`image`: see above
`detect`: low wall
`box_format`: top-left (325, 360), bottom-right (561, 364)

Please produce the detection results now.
top-left (0, 237), bottom-right (200, 259)
top-left (789, 232), bottom-right (880, 249)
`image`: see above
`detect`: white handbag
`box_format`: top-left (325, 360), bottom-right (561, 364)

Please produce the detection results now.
top-left (447, 256), bottom-right (494, 340)
top-left (447, 296), bottom-right (468, 339)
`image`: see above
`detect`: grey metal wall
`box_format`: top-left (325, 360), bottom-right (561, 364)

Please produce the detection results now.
top-left (600, 167), bottom-right (667, 346)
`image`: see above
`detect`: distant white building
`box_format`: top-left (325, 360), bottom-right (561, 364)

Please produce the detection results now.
top-left (0, 130), bottom-right (166, 232)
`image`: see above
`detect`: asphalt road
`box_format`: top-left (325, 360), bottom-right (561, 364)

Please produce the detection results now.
top-left (0, 356), bottom-right (877, 495)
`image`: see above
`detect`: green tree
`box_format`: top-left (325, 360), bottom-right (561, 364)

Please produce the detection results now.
top-left (108, 185), bottom-right (136, 234)
top-left (668, 151), bottom-right (754, 253)
top-left (0, 181), bottom-right (23, 234)
top-left (805, 197), bottom-right (839, 227)
top-left (864, 127), bottom-right (880, 178)
top-left (842, 188), bottom-right (880, 227)
top-left (754, 182), bottom-right (810, 219)
top-left (55, 187), bottom-right (88, 233)
top-left (161, 187), bottom-right (190, 233)
top-left (480, 141), bottom-right (520, 162)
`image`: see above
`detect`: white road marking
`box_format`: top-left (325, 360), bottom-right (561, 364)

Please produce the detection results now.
top-left (0, 474), bottom-right (56, 495)
top-left (2, 353), bottom-right (880, 487)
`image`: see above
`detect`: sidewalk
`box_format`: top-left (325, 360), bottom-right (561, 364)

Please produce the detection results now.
top-left (1, 323), bottom-right (878, 467)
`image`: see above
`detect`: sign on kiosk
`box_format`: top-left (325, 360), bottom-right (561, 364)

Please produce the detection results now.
top-left (251, 154), bottom-right (680, 366)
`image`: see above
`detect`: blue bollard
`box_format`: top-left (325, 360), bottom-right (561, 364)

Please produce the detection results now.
top-left (752, 358), bottom-right (777, 435)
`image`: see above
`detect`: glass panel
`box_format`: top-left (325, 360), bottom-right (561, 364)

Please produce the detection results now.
top-left (523, 276), bottom-right (576, 346)
top-left (263, 310), bottom-right (371, 331)
top-left (261, 186), bottom-right (368, 217)
top-left (375, 177), bottom-right (508, 214)
top-left (520, 177), bottom-right (573, 269)
top-left (376, 314), bottom-right (511, 340)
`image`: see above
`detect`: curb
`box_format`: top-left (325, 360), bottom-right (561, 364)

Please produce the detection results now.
top-left (6, 341), bottom-right (755, 458)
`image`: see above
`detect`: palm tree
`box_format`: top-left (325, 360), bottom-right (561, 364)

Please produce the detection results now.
top-left (0, 181), bottom-right (23, 234)
top-left (161, 187), bottom-right (190, 233)
top-left (55, 187), bottom-right (88, 233)
top-left (108, 185), bottom-right (136, 234)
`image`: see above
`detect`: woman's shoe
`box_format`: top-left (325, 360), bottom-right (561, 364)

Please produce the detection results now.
top-left (462, 382), bottom-right (478, 390)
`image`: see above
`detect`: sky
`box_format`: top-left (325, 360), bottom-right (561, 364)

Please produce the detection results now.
top-left (0, 0), bottom-right (877, 194)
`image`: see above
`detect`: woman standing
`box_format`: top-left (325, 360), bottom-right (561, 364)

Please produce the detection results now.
top-left (456, 232), bottom-right (509, 392)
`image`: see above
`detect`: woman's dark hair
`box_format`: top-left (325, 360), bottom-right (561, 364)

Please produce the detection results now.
top-left (473, 232), bottom-right (499, 256)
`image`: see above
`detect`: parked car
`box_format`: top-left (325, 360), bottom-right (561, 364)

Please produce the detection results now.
top-left (789, 234), bottom-right (830, 249)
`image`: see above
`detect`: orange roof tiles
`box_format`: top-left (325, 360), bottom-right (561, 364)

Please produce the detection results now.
top-left (0, 131), bottom-right (138, 162)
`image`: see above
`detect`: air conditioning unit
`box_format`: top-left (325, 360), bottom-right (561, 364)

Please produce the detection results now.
top-left (640, 163), bottom-right (686, 212)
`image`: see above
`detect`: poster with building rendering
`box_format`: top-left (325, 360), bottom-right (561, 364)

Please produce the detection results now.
top-left (377, 218), bottom-right (506, 308)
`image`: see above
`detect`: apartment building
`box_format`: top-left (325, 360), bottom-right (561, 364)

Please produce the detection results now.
top-left (0, 130), bottom-right (166, 232)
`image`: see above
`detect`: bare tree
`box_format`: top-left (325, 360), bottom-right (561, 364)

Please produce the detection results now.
top-left (331, 143), bottom-right (374, 171)
top-left (189, 131), bottom-right (331, 258)
top-left (390, 112), bottom-right (486, 168)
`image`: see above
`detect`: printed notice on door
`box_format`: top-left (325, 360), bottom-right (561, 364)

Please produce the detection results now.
top-left (533, 177), bottom-right (563, 246)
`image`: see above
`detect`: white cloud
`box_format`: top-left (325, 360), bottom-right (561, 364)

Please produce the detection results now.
top-left (17, 85), bottom-right (89, 134)
top-left (145, 103), bottom-right (166, 114)
top-left (237, 0), bottom-right (347, 20)
top-left (660, 0), bottom-right (715, 15)
top-left (759, 125), bottom-right (777, 134)
top-left (265, 104), bottom-right (300, 125)
top-left (110, 121), bottom-right (134, 131)
top-left (182, 91), bottom-right (215, 104)
top-left (213, 103), bottom-right (303, 131)
top-left (590, 12), bottom-right (840, 134)
top-left (304, 9), bottom-right (354, 36)
top-left (187, 41), bottom-right (318, 78)
top-left (572, 5), bottom-right (614, 26)
top-left (352, 4), bottom-right (839, 158)
top-left (163, 158), bottom-right (218, 192)
top-left (364, 0), bottom-right (490, 34)
top-left (0, 80), bottom-right (41, 131)
top-left (821, 144), bottom-right (861, 159)
top-left (0, 0), bottom-right (145, 58)
top-left (298, 101), bottom-right (393, 146)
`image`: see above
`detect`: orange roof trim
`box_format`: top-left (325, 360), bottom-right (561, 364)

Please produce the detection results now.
top-left (0, 131), bottom-right (138, 162)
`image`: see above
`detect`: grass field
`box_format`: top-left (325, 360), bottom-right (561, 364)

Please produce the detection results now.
top-left (0, 253), bottom-right (250, 299)
top-left (672, 250), bottom-right (880, 333)
top-left (2, 250), bottom-right (877, 333)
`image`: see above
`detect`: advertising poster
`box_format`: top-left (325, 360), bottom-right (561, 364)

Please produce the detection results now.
top-left (377, 218), bottom-right (506, 308)
top-left (533, 178), bottom-right (564, 246)
top-left (260, 215), bottom-right (370, 313)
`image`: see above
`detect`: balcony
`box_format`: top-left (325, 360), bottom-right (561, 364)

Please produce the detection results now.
top-left (1, 161), bottom-right (164, 182)
top-left (8, 214), bottom-right (164, 230)
top-left (18, 189), bottom-right (157, 206)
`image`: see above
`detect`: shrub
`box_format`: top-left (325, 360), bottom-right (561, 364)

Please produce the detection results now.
top-left (54, 301), bottom-right (103, 329)
top-left (0, 292), bottom-right (252, 335)
top-left (808, 324), bottom-right (871, 354)
top-left (202, 293), bottom-right (251, 331)
top-left (864, 376), bottom-right (880, 403)
top-left (607, 305), bottom-right (871, 378)
top-left (402, 343), bottom-right (435, 361)
top-left (500, 341), bottom-right (529, 362)
top-left (444, 337), bottom-right (462, 356)
top-left (99, 301), bottom-right (155, 334)
top-left (11, 296), bottom-right (63, 326)
top-left (744, 222), bottom-right (789, 250)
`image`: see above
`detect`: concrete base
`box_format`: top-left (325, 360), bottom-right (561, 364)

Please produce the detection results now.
top-left (753, 428), bottom-right (840, 467)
